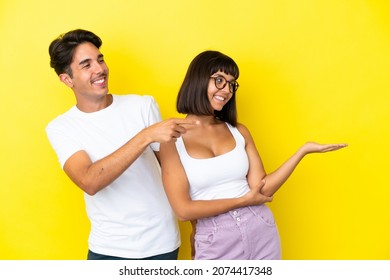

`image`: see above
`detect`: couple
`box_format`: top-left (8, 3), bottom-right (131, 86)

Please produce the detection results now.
top-left (46, 29), bottom-right (347, 260)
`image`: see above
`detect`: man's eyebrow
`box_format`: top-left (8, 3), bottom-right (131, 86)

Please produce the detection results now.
top-left (79, 58), bottom-right (92, 66)
top-left (78, 54), bottom-right (104, 66)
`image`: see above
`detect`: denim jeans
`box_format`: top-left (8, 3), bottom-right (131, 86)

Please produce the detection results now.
top-left (194, 204), bottom-right (281, 260)
top-left (87, 248), bottom-right (179, 260)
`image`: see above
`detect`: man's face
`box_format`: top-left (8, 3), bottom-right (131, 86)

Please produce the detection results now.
top-left (62, 42), bottom-right (109, 99)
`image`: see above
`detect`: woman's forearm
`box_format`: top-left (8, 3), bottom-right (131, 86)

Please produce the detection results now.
top-left (173, 197), bottom-right (248, 221)
top-left (171, 182), bottom-right (271, 221)
top-left (260, 148), bottom-right (306, 197)
top-left (259, 142), bottom-right (347, 197)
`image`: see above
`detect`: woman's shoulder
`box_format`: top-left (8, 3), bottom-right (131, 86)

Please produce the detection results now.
top-left (236, 122), bottom-right (256, 143)
top-left (235, 122), bottom-right (251, 135)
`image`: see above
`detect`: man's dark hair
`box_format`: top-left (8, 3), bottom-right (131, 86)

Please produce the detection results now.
top-left (49, 29), bottom-right (102, 76)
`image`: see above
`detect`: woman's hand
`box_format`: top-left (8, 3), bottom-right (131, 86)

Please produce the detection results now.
top-left (243, 180), bottom-right (273, 206)
top-left (299, 142), bottom-right (348, 155)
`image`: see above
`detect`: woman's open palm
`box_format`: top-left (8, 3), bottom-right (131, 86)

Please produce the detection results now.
top-left (301, 142), bottom-right (348, 154)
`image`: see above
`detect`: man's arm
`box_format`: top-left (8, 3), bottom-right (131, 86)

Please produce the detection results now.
top-left (64, 118), bottom-right (194, 195)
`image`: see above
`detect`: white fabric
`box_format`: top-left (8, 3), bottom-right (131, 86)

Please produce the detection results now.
top-left (46, 94), bottom-right (180, 258)
top-left (175, 123), bottom-right (250, 200)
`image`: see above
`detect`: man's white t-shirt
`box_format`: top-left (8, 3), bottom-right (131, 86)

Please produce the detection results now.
top-left (46, 94), bottom-right (180, 258)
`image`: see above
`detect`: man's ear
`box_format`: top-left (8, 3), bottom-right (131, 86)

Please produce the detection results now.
top-left (59, 73), bottom-right (73, 88)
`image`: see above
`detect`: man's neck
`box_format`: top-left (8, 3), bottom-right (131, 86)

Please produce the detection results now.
top-left (75, 94), bottom-right (113, 113)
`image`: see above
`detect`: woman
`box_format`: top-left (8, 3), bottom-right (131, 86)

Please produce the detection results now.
top-left (159, 50), bottom-right (347, 260)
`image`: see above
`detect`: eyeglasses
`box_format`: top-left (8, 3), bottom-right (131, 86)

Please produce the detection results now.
top-left (210, 76), bottom-right (239, 93)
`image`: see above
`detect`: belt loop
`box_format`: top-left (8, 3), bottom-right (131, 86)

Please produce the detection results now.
top-left (248, 205), bottom-right (258, 217)
top-left (211, 216), bottom-right (218, 230)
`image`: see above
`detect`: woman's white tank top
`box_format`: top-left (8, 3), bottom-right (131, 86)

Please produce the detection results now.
top-left (175, 123), bottom-right (250, 200)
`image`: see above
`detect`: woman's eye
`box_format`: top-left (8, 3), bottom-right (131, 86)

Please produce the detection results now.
top-left (216, 77), bottom-right (224, 84)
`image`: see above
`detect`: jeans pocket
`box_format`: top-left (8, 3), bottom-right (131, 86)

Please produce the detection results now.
top-left (251, 204), bottom-right (276, 226)
top-left (195, 230), bottom-right (215, 250)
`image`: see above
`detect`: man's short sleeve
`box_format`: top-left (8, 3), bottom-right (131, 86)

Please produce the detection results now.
top-left (147, 96), bottom-right (162, 152)
top-left (46, 121), bottom-right (83, 169)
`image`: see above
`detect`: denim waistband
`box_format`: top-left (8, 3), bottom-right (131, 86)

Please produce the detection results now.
top-left (197, 205), bottom-right (263, 229)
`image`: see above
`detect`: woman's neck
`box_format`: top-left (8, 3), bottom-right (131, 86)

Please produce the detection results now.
top-left (185, 114), bottom-right (220, 126)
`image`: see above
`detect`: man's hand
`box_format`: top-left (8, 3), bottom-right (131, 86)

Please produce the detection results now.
top-left (143, 118), bottom-right (198, 143)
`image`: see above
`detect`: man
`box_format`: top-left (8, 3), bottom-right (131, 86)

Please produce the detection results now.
top-left (46, 29), bottom-right (192, 260)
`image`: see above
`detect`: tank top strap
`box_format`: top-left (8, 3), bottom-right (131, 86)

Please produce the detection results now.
top-left (225, 123), bottom-right (246, 146)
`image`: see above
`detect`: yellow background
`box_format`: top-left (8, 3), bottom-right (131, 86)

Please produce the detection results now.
top-left (1, 0), bottom-right (389, 260)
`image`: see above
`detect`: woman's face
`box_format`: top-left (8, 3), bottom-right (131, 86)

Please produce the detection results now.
top-left (207, 71), bottom-right (236, 111)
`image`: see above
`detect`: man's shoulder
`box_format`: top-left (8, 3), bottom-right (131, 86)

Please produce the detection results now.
top-left (113, 94), bottom-right (156, 109)
top-left (46, 106), bottom-right (76, 131)
top-left (114, 93), bottom-right (154, 102)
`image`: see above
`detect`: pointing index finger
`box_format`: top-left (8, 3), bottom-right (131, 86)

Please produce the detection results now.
top-left (173, 119), bottom-right (200, 126)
